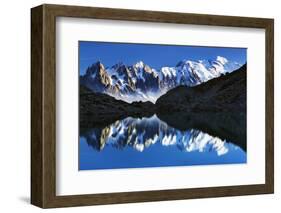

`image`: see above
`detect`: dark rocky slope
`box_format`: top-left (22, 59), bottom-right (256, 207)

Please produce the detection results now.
top-left (156, 64), bottom-right (246, 113)
top-left (80, 85), bottom-right (155, 128)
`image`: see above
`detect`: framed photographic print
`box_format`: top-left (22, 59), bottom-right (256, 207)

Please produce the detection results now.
top-left (31, 4), bottom-right (274, 208)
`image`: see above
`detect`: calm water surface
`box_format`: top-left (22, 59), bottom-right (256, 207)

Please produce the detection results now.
top-left (79, 114), bottom-right (246, 170)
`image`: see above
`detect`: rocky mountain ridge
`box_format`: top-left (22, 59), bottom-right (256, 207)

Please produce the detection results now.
top-left (80, 56), bottom-right (242, 103)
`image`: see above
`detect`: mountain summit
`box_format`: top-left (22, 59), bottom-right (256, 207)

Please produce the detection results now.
top-left (80, 57), bottom-right (243, 103)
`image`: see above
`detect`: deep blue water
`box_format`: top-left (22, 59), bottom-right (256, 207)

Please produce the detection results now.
top-left (79, 115), bottom-right (246, 170)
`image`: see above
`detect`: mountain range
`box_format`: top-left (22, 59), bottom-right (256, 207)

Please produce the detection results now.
top-left (80, 64), bottom-right (246, 124)
top-left (80, 56), bottom-right (242, 103)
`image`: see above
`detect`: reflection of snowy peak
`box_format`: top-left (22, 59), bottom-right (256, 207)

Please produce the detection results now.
top-left (182, 130), bottom-right (229, 156)
top-left (83, 115), bottom-right (242, 156)
top-left (80, 56), bottom-right (242, 103)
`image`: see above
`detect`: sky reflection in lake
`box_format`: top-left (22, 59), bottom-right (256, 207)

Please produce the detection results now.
top-left (79, 114), bottom-right (246, 170)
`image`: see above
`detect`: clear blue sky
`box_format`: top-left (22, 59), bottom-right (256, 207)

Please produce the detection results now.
top-left (79, 41), bottom-right (247, 75)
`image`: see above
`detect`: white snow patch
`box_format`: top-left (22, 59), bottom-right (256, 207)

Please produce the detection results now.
top-left (216, 56), bottom-right (228, 65)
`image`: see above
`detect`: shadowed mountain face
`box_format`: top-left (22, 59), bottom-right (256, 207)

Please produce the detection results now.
top-left (80, 85), bottom-right (155, 128)
top-left (156, 64), bottom-right (246, 113)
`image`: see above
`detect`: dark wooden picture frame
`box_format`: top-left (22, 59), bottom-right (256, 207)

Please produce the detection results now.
top-left (31, 4), bottom-right (274, 208)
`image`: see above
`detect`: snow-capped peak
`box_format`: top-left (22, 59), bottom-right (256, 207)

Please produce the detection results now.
top-left (134, 61), bottom-right (145, 69)
top-left (81, 57), bottom-right (244, 103)
top-left (216, 56), bottom-right (228, 65)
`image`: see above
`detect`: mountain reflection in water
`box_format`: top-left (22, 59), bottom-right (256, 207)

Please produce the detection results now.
top-left (79, 114), bottom-right (246, 170)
